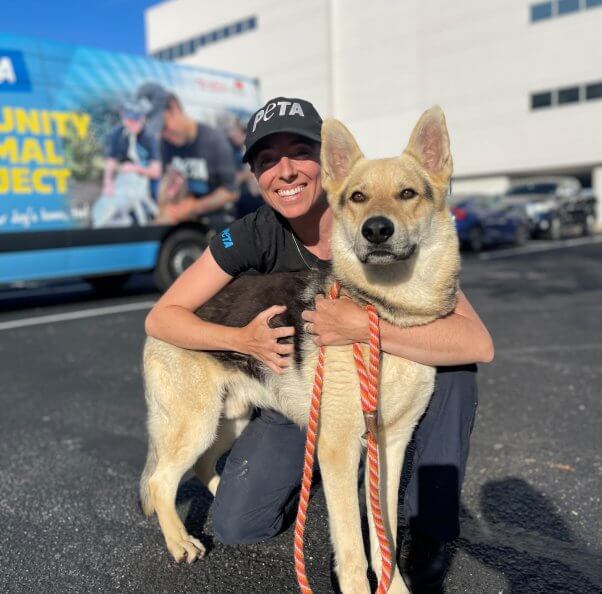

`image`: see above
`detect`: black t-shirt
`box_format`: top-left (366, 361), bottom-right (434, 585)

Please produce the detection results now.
top-left (105, 125), bottom-right (160, 165)
top-left (209, 205), bottom-right (330, 276)
top-left (161, 122), bottom-right (237, 198)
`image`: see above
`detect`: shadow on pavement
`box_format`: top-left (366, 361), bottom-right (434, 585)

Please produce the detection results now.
top-left (0, 273), bottom-right (157, 313)
top-left (457, 477), bottom-right (601, 593)
top-left (176, 475), bottom-right (215, 554)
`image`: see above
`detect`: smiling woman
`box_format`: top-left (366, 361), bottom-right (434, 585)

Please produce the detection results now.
top-left (252, 134), bottom-right (323, 221)
top-left (144, 96), bottom-right (492, 589)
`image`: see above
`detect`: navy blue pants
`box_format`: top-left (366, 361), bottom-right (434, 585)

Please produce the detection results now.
top-left (212, 364), bottom-right (478, 545)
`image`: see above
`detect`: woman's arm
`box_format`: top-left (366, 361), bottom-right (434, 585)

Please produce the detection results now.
top-left (301, 290), bottom-right (494, 366)
top-left (145, 248), bottom-right (295, 374)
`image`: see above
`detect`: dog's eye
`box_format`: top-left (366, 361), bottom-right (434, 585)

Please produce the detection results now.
top-left (350, 192), bottom-right (366, 203)
top-left (400, 188), bottom-right (417, 200)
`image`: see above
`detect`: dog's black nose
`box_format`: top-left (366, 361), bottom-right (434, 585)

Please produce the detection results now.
top-left (361, 217), bottom-right (394, 244)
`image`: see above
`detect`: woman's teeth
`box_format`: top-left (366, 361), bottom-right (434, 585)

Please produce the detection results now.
top-left (277, 184), bottom-right (306, 197)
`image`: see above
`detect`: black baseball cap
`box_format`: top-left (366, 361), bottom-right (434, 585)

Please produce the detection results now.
top-left (135, 82), bottom-right (173, 136)
top-left (242, 97), bottom-right (322, 163)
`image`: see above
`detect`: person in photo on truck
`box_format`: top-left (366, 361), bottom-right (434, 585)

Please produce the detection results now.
top-left (137, 83), bottom-right (239, 230)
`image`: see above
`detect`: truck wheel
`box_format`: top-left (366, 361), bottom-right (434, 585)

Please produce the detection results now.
top-left (154, 228), bottom-right (208, 291)
top-left (86, 273), bottom-right (131, 295)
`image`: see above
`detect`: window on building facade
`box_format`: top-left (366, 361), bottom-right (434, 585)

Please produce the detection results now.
top-left (558, 0), bottom-right (580, 14)
top-left (531, 1), bottom-right (553, 21)
top-left (153, 16), bottom-right (257, 61)
top-left (531, 91), bottom-right (553, 109)
top-left (558, 86), bottom-right (580, 104)
top-left (585, 82), bottom-right (602, 100)
top-left (531, 0), bottom-right (602, 23)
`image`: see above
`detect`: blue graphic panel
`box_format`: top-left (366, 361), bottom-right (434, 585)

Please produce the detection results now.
top-left (0, 50), bottom-right (31, 92)
top-left (0, 33), bottom-right (260, 234)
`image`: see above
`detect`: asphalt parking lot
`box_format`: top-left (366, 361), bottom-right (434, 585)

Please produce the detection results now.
top-left (0, 237), bottom-right (601, 593)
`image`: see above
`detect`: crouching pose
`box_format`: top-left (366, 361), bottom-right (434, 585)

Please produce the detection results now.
top-left (142, 97), bottom-right (494, 594)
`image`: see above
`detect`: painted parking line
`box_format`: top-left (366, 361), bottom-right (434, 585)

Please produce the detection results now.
top-left (0, 300), bottom-right (156, 331)
top-left (478, 235), bottom-right (602, 260)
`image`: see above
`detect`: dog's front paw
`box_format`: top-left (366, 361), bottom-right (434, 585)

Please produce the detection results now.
top-left (167, 533), bottom-right (206, 564)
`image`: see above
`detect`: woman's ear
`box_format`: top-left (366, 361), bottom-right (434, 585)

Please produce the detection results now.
top-left (320, 119), bottom-right (364, 193)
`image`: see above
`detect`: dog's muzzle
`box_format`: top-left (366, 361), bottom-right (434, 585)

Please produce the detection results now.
top-left (355, 216), bottom-right (418, 264)
top-left (361, 216), bottom-right (394, 245)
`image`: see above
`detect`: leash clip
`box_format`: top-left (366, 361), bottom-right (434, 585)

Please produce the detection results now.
top-left (362, 410), bottom-right (379, 440)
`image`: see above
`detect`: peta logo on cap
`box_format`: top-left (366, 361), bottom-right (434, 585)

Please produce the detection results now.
top-left (0, 50), bottom-right (31, 92)
top-left (252, 100), bottom-right (305, 133)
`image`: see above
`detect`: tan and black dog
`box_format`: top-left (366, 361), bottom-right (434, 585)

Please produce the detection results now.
top-left (140, 107), bottom-right (459, 594)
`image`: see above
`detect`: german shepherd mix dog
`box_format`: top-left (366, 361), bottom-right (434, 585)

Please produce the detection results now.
top-left (140, 107), bottom-right (459, 594)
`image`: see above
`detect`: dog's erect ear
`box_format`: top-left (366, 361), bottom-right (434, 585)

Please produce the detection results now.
top-left (321, 118), bottom-right (364, 193)
top-left (404, 106), bottom-right (452, 182)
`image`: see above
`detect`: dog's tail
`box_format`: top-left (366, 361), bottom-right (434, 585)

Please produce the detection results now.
top-left (139, 438), bottom-right (158, 516)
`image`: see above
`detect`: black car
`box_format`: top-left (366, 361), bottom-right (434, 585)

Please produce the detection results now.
top-left (504, 177), bottom-right (597, 240)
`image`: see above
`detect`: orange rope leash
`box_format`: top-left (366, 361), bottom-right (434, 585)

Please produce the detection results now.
top-left (294, 282), bottom-right (393, 593)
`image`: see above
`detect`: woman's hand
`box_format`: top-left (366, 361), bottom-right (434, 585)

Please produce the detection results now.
top-left (237, 305), bottom-right (295, 374)
top-left (302, 296), bottom-right (369, 346)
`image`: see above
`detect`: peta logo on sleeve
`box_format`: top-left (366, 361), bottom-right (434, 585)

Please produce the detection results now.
top-left (0, 50), bottom-right (32, 92)
top-left (252, 100), bottom-right (305, 132)
top-left (220, 228), bottom-right (234, 248)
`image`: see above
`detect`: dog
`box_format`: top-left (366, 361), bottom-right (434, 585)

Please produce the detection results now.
top-left (140, 106), bottom-right (459, 594)
top-left (156, 165), bottom-right (190, 223)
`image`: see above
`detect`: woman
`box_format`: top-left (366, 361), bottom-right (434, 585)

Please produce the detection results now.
top-left (145, 97), bottom-right (494, 591)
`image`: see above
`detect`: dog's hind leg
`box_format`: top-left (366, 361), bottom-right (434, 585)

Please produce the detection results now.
top-left (140, 438), bottom-right (159, 516)
top-left (365, 428), bottom-right (413, 594)
top-left (318, 433), bottom-right (370, 594)
top-left (193, 415), bottom-right (250, 496)
top-left (147, 406), bottom-right (221, 564)
top-left (141, 341), bottom-right (226, 564)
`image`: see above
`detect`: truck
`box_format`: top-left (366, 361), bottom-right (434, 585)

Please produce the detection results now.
top-left (0, 33), bottom-right (261, 291)
top-left (504, 176), bottom-right (597, 240)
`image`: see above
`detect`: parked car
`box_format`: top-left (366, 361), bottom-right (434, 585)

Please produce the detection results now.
top-left (504, 176), bottom-right (597, 240)
top-left (450, 194), bottom-right (530, 252)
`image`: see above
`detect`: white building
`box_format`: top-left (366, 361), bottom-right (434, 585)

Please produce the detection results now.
top-left (145, 0), bottom-right (602, 219)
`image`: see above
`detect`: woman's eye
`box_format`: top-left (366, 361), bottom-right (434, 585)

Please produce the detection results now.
top-left (257, 157), bottom-right (276, 169)
top-left (350, 192), bottom-right (366, 203)
top-left (400, 188), bottom-right (417, 200)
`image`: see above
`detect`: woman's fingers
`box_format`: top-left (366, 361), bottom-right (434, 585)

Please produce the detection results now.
top-left (265, 360), bottom-right (283, 375)
top-left (272, 325), bottom-right (295, 339)
top-left (263, 304), bottom-right (287, 323)
top-left (265, 354), bottom-right (290, 374)
top-left (275, 342), bottom-right (294, 355)
top-left (301, 310), bottom-right (315, 323)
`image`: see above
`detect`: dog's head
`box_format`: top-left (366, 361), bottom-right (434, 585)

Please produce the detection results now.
top-left (321, 107), bottom-right (453, 266)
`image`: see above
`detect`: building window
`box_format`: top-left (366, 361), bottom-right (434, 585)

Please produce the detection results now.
top-left (152, 15), bottom-right (257, 61)
top-left (531, 1), bottom-right (553, 21)
top-left (558, 86), bottom-right (580, 104)
top-left (532, 81), bottom-right (602, 109)
top-left (558, 0), bottom-right (580, 14)
top-left (531, 0), bottom-right (602, 22)
top-left (586, 82), bottom-right (602, 101)
top-left (531, 91), bottom-right (553, 109)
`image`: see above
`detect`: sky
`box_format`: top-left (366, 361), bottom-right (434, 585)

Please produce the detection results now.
top-left (0, 0), bottom-right (164, 55)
